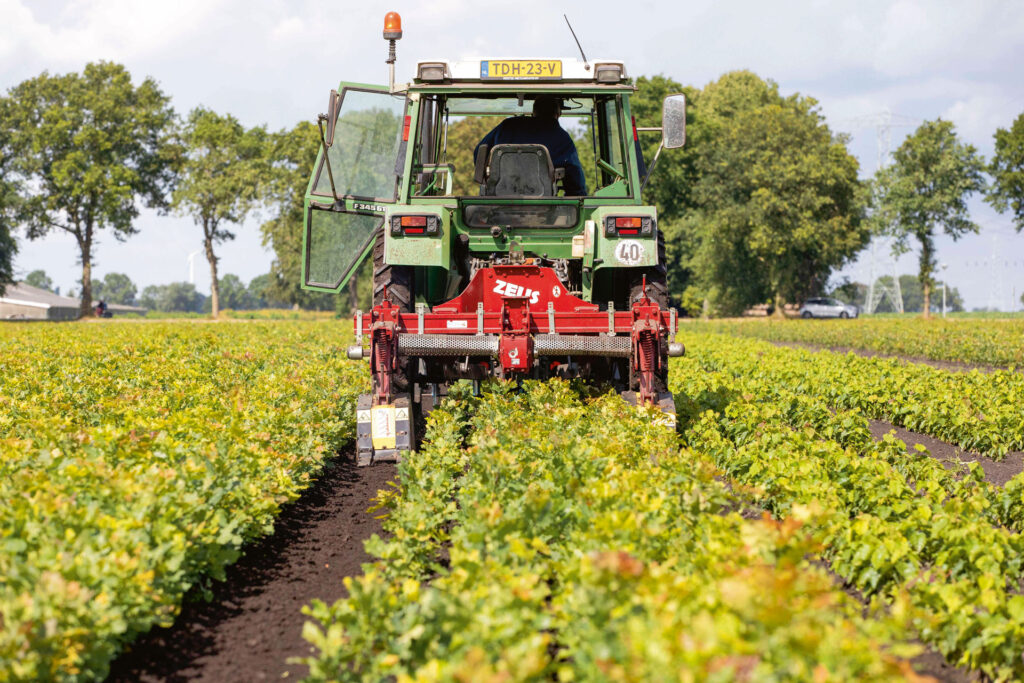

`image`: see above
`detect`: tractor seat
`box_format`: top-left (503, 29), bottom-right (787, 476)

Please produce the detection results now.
top-left (476, 144), bottom-right (558, 197)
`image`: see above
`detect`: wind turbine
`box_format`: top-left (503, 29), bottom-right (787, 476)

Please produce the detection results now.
top-left (187, 249), bottom-right (203, 285)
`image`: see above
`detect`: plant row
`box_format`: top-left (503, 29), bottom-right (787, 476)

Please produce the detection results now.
top-left (685, 332), bottom-right (1023, 458)
top-left (701, 318), bottom-right (1024, 368)
top-left (301, 382), bottom-right (918, 681)
top-left (0, 322), bottom-right (365, 682)
top-left (670, 344), bottom-right (1024, 679)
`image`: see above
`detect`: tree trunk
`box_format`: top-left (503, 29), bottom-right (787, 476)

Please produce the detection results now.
top-left (204, 225), bottom-right (220, 319)
top-left (919, 234), bottom-right (934, 320)
top-left (771, 291), bottom-right (786, 319)
top-left (78, 232), bottom-right (93, 318)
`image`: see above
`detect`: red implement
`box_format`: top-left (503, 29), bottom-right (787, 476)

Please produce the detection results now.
top-left (355, 265), bottom-right (677, 404)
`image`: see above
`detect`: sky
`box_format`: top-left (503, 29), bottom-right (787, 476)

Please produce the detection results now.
top-left (3, 0), bottom-right (1023, 310)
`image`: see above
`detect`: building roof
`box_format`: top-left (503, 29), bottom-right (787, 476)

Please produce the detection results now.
top-left (0, 282), bottom-right (81, 310)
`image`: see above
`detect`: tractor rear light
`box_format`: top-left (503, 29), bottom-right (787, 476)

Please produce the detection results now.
top-left (605, 216), bottom-right (654, 237)
top-left (594, 63), bottom-right (624, 83)
top-left (402, 115), bottom-right (411, 141)
top-left (632, 116), bottom-right (639, 142)
top-left (417, 62), bottom-right (448, 81)
top-left (391, 215), bottom-right (439, 236)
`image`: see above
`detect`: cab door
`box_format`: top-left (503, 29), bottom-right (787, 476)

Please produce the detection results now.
top-left (302, 84), bottom-right (409, 292)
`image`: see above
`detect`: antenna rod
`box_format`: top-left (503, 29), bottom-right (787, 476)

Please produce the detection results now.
top-left (564, 14), bottom-right (588, 64)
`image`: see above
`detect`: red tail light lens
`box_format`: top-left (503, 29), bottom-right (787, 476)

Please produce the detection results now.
top-left (402, 115), bottom-right (411, 141)
top-left (605, 215), bottom-right (655, 237)
top-left (391, 215), bottom-right (440, 236)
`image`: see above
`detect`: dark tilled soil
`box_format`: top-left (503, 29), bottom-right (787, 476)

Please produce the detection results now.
top-left (106, 455), bottom-right (394, 683)
top-left (769, 340), bottom-right (1017, 375)
top-left (868, 419), bottom-right (1024, 486)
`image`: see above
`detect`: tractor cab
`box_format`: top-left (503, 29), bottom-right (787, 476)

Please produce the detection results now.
top-left (302, 13), bottom-right (686, 465)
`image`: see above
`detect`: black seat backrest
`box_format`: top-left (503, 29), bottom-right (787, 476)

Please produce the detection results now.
top-left (482, 144), bottom-right (555, 197)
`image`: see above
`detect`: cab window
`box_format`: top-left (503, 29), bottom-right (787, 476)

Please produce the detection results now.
top-left (411, 94), bottom-right (631, 198)
top-left (312, 89), bottom-right (407, 200)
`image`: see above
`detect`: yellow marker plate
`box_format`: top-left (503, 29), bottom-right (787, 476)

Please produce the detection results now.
top-left (480, 60), bottom-right (561, 80)
top-left (370, 405), bottom-right (397, 450)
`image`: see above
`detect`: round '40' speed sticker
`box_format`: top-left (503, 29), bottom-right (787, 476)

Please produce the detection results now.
top-left (613, 240), bottom-right (646, 266)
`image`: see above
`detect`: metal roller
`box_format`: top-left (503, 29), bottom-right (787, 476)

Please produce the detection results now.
top-left (395, 333), bottom-right (633, 358)
top-left (533, 334), bottom-right (631, 357)
top-left (397, 333), bottom-right (499, 356)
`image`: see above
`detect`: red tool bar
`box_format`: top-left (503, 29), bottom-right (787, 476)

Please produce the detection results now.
top-left (357, 310), bottom-right (674, 336)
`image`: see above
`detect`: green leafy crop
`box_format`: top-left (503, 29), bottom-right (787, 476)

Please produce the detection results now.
top-left (0, 321), bottom-right (366, 681)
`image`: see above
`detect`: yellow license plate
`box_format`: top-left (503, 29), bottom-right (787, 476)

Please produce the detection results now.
top-left (480, 60), bottom-right (562, 80)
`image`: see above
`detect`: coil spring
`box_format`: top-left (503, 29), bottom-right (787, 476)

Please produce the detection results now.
top-left (637, 330), bottom-right (656, 372)
top-left (373, 329), bottom-right (392, 374)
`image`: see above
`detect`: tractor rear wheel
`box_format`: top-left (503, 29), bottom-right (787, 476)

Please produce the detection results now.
top-left (372, 224), bottom-right (413, 391)
top-left (628, 229), bottom-right (670, 394)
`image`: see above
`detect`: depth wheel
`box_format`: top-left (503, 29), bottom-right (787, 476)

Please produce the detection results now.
top-left (372, 224), bottom-right (413, 391)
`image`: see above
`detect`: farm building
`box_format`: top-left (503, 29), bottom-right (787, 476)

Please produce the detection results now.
top-left (0, 282), bottom-right (147, 320)
top-left (0, 283), bottom-right (81, 320)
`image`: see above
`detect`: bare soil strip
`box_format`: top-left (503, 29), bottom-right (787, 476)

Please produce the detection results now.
top-left (867, 419), bottom-right (1024, 487)
top-left (106, 455), bottom-right (394, 683)
top-left (767, 340), bottom-right (1016, 375)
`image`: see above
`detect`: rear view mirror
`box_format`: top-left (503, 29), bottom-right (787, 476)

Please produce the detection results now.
top-left (662, 94), bottom-right (686, 149)
top-left (325, 89), bottom-right (341, 147)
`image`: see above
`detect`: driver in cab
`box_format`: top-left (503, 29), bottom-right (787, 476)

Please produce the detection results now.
top-left (474, 95), bottom-right (588, 196)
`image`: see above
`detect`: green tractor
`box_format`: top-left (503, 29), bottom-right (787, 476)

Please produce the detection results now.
top-left (302, 12), bottom-right (686, 465)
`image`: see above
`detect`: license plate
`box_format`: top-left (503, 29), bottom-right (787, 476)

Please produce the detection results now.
top-left (480, 60), bottom-right (562, 80)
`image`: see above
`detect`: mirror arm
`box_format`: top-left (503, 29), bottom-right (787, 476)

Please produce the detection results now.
top-left (640, 141), bottom-right (664, 196)
top-left (316, 114), bottom-right (341, 204)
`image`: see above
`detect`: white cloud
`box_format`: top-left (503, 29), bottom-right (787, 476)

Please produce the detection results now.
top-left (0, 0), bottom-right (227, 65)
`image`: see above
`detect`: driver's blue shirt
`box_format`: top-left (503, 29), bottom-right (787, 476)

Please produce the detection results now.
top-left (475, 117), bottom-right (588, 196)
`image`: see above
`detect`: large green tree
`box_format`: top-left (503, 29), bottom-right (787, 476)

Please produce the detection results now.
top-left (208, 273), bottom-right (255, 311)
top-left (90, 272), bottom-right (137, 305)
top-left (140, 282), bottom-right (205, 312)
top-left (986, 112), bottom-right (1024, 232)
top-left (687, 71), bottom-right (867, 315)
top-left (173, 107), bottom-right (266, 317)
top-left (259, 121), bottom-right (337, 311)
top-left (5, 61), bottom-right (178, 315)
top-left (871, 119), bottom-right (986, 318)
top-left (24, 269), bottom-right (53, 291)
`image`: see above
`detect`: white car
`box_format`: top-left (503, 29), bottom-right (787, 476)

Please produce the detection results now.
top-left (799, 297), bottom-right (859, 319)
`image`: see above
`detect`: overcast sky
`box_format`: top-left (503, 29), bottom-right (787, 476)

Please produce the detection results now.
top-left (4, 0), bottom-right (1023, 309)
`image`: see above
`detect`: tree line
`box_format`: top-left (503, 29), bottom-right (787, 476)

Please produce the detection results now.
top-left (1, 62), bottom-right (1022, 318)
top-left (22, 267), bottom-right (285, 313)
top-left (631, 72), bottom-right (1023, 318)
top-left (0, 61), bottom-right (339, 317)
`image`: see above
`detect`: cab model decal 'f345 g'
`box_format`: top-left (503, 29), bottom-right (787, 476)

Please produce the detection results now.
top-left (354, 202), bottom-right (387, 213)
